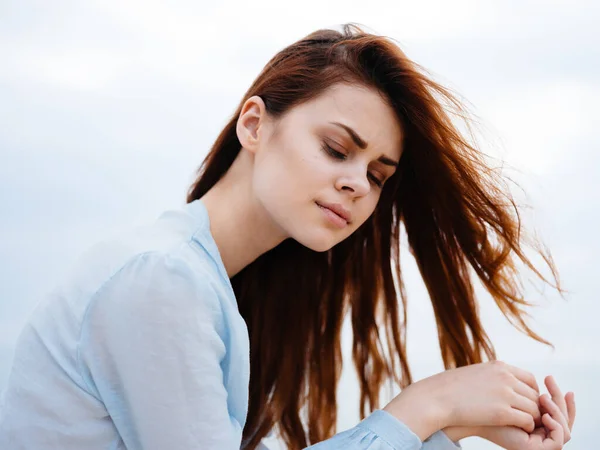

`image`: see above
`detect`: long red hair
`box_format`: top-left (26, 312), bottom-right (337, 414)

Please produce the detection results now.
top-left (187, 23), bottom-right (562, 449)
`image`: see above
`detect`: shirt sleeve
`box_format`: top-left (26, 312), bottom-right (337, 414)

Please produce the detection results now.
top-left (77, 252), bottom-right (242, 450)
top-left (304, 410), bottom-right (461, 450)
top-left (422, 429), bottom-right (462, 449)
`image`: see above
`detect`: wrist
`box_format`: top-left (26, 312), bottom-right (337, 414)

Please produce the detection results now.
top-left (383, 380), bottom-right (449, 441)
top-left (442, 426), bottom-right (481, 442)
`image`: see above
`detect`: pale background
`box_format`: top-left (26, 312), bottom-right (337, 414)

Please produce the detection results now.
top-left (1, 1), bottom-right (598, 449)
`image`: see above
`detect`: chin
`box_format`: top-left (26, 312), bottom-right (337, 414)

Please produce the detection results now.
top-left (292, 229), bottom-right (342, 253)
top-left (304, 241), bottom-right (335, 253)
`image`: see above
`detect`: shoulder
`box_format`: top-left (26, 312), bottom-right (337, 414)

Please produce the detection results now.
top-left (76, 250), bottom-right (230, 399)
top-left (38, 199), bottom-right (237, 335)
top-left (84, 250), bottom-right (223, 327)
top-left (65, 204), bottom-right (220, 306)
top-left (56, 205), bottom-right (229, 334)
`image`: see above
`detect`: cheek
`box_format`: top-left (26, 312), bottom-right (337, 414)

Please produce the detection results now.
top-left (255, 140), bottom-right (330, 200)
top-left (285, 138), bottom-right (332, 183)
top-left (251, 145), bottom-right (309, 218)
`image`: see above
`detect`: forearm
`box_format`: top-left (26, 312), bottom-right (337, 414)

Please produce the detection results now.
top-left (382, 380), bottom-right (449, 441)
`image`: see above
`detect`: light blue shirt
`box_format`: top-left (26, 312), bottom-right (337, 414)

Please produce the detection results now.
top-left (0, 199), bottom-right (461, 449)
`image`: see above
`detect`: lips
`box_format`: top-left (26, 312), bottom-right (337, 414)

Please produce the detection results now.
top-left (316, 201), bottom-right (352, 224)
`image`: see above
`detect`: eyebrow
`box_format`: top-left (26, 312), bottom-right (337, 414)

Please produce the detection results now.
top-left (329, 121), bottom-right (399, 167)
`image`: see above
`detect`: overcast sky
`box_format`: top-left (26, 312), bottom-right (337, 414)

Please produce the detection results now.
top-left (1, 1), bottom-right (598, 448)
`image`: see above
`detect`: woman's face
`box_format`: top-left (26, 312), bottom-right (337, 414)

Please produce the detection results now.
top-left (241, 82), bottom-right (404, 252)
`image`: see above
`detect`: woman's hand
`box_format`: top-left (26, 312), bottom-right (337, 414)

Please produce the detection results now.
top-left (444, 376), bottom-right (576, 449)
top-left (383, 360), bottom-right (542, 440)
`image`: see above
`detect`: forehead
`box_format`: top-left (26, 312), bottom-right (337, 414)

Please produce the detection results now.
top-left (293, 82), bottom-right (404, 157)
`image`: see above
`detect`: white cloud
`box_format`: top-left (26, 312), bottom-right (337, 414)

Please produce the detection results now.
top-left (482, 80), bottom-right (597, 174)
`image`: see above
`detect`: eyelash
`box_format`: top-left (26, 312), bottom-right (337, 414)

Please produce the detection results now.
top-left (320, 142), bottom-right (384, 188)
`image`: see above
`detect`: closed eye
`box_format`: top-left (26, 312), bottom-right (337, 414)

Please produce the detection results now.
top-left (320, 141), bottom-right (384, 188)
top-left (321, 142), bottom-right (346, 160)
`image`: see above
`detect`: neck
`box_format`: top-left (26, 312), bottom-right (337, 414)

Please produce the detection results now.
top-left (200, 149), bottom-right (288, 278)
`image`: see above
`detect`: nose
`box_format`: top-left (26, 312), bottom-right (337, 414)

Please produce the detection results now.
top-left (335, 166), bottom-right (370, 197)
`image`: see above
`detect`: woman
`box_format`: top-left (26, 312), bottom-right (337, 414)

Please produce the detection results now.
top-left (0, 24), bottom-right (576, 450)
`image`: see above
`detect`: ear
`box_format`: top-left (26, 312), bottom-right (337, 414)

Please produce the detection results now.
top-left (236, 95), bottom-right (268, 155)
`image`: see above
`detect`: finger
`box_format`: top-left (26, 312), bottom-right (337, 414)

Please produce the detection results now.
top-left (511, 391), bottom-right (542, 426)
top-left (514, 378), bottom-right (542, 404)
top-left (507, 364), bottom-right (540, 393)
top-left (513, 378), bottom-right (542, 425)
top-left (565, 392), bottom-right (576, 430)
top-left (545, 376), bottom-right (568, 419)
top-left (540, 394), bottom-right (568, 429)
top-left (541, 394), bottom-right (571, 443)
top-left (505, 407), bottom-right (536, 433)
top-left (542, 413), bottom-right (564, 448)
